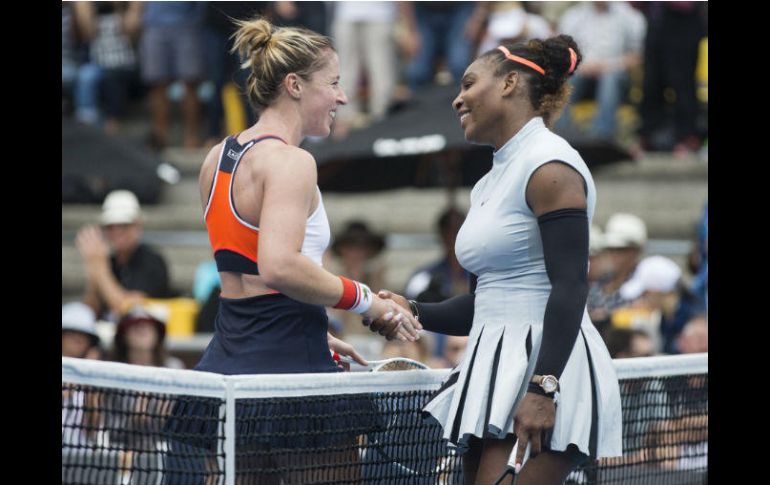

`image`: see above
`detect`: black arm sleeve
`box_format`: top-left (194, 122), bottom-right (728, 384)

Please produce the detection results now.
top-left (534, 208), bottom-right (590, 379)
top-left (413, 273), bottom-right (477, 336)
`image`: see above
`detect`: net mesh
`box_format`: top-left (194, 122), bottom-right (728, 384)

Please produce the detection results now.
top-left (62, 354), bottom-right (707, 484)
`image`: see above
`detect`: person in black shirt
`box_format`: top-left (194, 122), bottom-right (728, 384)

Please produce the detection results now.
top-left (76, 190), bottom-right (172, 320)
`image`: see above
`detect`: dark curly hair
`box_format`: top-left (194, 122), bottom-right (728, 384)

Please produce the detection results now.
top-left (479, 35), bottom-right (583, 127)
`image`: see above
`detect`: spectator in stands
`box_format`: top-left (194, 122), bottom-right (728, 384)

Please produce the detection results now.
top-left (62, 3), bottom-right (80, 114)
top-left (72, 1), bottom-right (141, 135)
top-left (676, 315), bottom-right (707, 354)
top-left (381, 334), bottom-right (431, 364)
top-left (62, 302), bottom-right (102, 360)
top-left (405, 207), bottom-right (469, 301)
top-left (62, 302), bottom-right (103, 448)
top-left (690, 200), bottom-right (708, 310)
top-left (76, 190), bottom-right (172, 321)
top-left (102, 306), bottom-right (180, 459)
top-left (267, 1), bottom-right (329, 36)
top-left (401, 2), bottom-right (485, 92)
top-left (604, 327), bottom-right (654, 359)
top-left (139, 1), bottom-right (206, 150)
top-left (634, 1), bottom-right (707, 157)
top-left (330, 1), bottom-right (399, 139)
top-left (428, 335), bottom-right (468, 369)
top-left (111, 306), bottom-right (184, 368)
top-left (611, 254), bottom-right (682, 352)
top-left (587, 212), bottom-right (647, 335)
top-left (588, 224), bottom-right (611, 283)
top-left (192, 260), bottom-right (221, 333)
top-left (202, 2), bottom-right (267, 146)
top-left (404, 207), bottom-right (470, 359)
top-left (556, 1), bottom-right (646, 141)
top-left (328, 221), bottom-right (388, 335)
top-left (476, 2), bottom-right (553, 55)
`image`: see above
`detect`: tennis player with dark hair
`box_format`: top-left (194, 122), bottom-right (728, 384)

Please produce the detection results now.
top-left (372, 35), bottom-right (623, 484)
top-left (165, 16), bottom-right (421, 482)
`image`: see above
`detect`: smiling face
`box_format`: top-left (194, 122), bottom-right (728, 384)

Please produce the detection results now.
top-left (300, 49), bottom-right (348, 138)
top-left (453, 58), bottom-right (510, 146)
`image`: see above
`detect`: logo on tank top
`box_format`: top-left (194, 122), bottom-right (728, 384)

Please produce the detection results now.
top-left (227, 149), bottom-right (240, 160)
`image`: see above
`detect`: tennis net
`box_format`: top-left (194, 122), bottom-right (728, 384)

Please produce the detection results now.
top-left (62, 353), bottom-right (707, 484)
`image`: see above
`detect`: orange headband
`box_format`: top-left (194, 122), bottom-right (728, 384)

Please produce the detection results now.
top-left (568, 48), bottom-right (577, 74)
top-left (497, 45), bottom-right (545, 76)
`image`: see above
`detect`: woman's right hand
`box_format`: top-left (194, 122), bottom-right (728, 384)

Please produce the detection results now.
top-left (363, 295), bottom-right (422, 342)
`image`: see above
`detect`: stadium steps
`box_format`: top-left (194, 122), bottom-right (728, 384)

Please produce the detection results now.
top-left (62, 151), bottom-right (707, 301)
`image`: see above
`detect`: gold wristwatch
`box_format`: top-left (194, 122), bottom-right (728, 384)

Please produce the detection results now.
top-left (531, 374), bottom-right (559, 394)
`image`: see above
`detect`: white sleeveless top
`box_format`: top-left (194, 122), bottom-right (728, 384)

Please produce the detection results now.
top-left (455, 116), bottom-right (596, 307)
top-left (302, 187), bottom-right (332, 266)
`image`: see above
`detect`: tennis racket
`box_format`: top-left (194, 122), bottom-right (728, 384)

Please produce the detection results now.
top-left (345, 356), bottom-right (460, 482)
top-left (492, 439), bottom-right (531, 484)
top-left (338, 355), bottom-right (428, 372)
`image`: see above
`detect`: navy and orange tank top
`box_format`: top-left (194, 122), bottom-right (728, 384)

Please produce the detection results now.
top-left (203, 134), bottom-right (331, 275)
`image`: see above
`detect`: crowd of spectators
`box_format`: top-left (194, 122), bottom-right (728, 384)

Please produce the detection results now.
top-left (62, 1), bottom-right (708, 155)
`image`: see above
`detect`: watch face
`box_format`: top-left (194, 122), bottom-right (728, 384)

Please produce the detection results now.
top-left (542, 376), bottom-right (558, 393)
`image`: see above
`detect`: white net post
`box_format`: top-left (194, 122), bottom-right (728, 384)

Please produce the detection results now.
top-left (225, 380), bottom-right (236, 485)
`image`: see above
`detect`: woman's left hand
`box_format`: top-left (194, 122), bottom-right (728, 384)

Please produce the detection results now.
top-left (512, 392), bottom-right (556, 469)
top-left (328, 333), bottom-right (368, 371)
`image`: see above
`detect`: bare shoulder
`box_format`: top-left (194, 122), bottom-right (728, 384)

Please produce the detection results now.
top-left (250, 143), bottom-right (317, 181)
top-left (199, 143), bottom-right (224, 182)
top-left (526, 161), bottom-right (587, 216)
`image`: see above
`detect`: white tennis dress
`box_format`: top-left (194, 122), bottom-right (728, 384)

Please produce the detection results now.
top-left (422, 117), bottom-right (623, 459)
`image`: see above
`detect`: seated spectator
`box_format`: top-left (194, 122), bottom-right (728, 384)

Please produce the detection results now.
top-left (612, 255), bottom-right (683, 353)
top-left (380, 335), bottom-right (431, 365)
top-left (604, 327), bottom-right (654, 359)
top-left (556, 1), bottom-right (646, 141)
top-left (76, 190), bottom-right (172, 322)
top-left (111, 306), bottom-right (184, 369)
top-left (62, 302), bottom-right (102, 359)
top-left (62, 302), bottom-right (103, 447)
top-left (101, 306), bottom-right (179, 458)
top-left (676, 315), bottom-right (707, 354)
top-left (405, 207), bottom-right (469, 301)
top-left (428, 335), bottom-right (468, 369)
top-left (587, 212), bottom-right (647, 335)
top-left (588, 223), bottom-right (611, 283)
top-left (476, 2), bottom-right (553, 55)
top-left (404, 207), bottom-right (470, 360)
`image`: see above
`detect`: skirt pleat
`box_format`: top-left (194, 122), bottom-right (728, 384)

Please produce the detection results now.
top-left (422, 317), bottom-right (622, 459)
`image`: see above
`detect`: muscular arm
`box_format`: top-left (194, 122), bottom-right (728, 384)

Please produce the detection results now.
top-left (255, 147), bottom-right (406, 323)
top-left (85, 259), bottom-right (146, 315)
top-left (77, 226), bottom-right (145, 316)
top-left (257, 147), bottom-right (348, 305)
top-left (526, 161), bottom-right (589, 380)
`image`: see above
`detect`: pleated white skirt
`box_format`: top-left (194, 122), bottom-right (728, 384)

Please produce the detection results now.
top-left (422, 290), bottom-right (623, 459)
